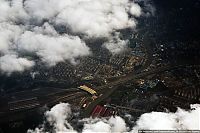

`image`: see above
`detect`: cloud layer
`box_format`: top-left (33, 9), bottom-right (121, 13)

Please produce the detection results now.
top-left (0, 54), bottom-right (34, 74)
top-left (17, 30), bottom-right (90, 66)
top-left (28, 103), bottom-right (200, 133)
top-left (0, 0), bottom-right (144, 74)
top-left (132, 104), bottom-right (200, 131)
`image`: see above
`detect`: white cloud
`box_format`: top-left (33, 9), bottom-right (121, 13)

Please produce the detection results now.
top-left (132, 104), bottom-right (200, 131)
top-left (103, 33), bottom-right (129, 54)
top-left (0, 0), bottom-right (29, 23)
top-left (82, 116), bottom-right (127, 132)
top-left (0, 22), bottom-right (24, 53)
top-left (28, 103), bottom-right (127, 133)
top-left (0, 0), bottom-right (10, 22)
top-left (33, 22), bottom-right (58, 36)
top-left (17, 31), bottom-right (90, 66)
top-left (24, 0), bottom-right (69, 23)
top-left (55, 0), bottom-right (141, 37)
top-left (108, 116), bottom-right (127, 132)
top-left (83, 121), bottom-right (112, 132)
top-left (23, 0), bottom-right (142, 37)
top-left (27, 103), bottom-right (76, 133)
top-left (45, 103), bottom-right (76, 132)
top-left (0, 0), bottom-right (147, 74)
top-left (0, 21), bottom-right (90, 73)
top-left (132, 112), bottom-right (179, 131)
top-left (28, 103), bottom-right (200, 133)
top-left (0, 54), bottom-right (34, 74)
top-left (130, 3), bottom-right (142, 17)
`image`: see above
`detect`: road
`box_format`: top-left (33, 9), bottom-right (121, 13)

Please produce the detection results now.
top-left (83, 64), bottom-right (200, 117)
top-left (0, 64), bottom-right (199, 122)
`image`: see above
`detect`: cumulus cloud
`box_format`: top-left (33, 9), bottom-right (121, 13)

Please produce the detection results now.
top-left (33, 22), bottom-right (58, 36)
top-left (0, 0), bottom-right (29, 22)
top-left (103, 33), bottom-right (129, 54)
top-left (82, 116), bottom-right (127, 133)
top-left (28, 103), bottom-right (127, 133)
top-left (24, 0), bottom-right (68, 23)
top-left (132, 104), bottom-right (200, 131)
top-left (28, 103), bottom-right (200, 133)
top-left (0, 21), bottom-right (90, 72)
top-left (17, 31), bottom-right (90, 66)
top-left (134, 0), bottom-right (156, 16)
top-left (0, 54), bottom-right (34, 74)
top-left (23, 0), bottom-right (144, 54)
top-left (45, 103), bottom-right (76, 132)
top-left (0, 0), bottom-right (148, 74)
top-left (23, 0), bottom-right (142, 37)
top-left (55, 0), bottom-right (141, 37)
top-left (130, 3), bottom-right (142, 17)
top-left (0, 22), bottom-right (24, 53)
top-left (27, 103), bottom-right (76, 133)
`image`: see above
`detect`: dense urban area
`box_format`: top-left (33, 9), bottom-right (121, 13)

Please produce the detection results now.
top-left (0, 0), bottom-right (200, 132)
